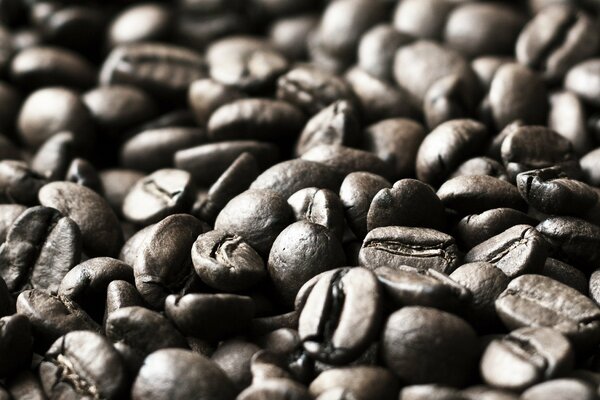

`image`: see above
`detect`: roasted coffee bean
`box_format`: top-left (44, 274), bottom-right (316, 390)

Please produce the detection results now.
top-left (206, 36), bottom-right (288, 93)
top-left (543, 258), bottom-right (587, 294)
top-left (456, 208), bottom-right (539, 250)
top-left (295, 100), bottom-right (359, 157)
top-left (376, 265), bottom-right (470, 312)
top-left (58, 257), bottom-right (133, 322)
top-left (104, 280), bottom-right (144, 321)
top-left (423, 74), bottom-right (476, 130)
top-left (461, 386), bottom-right (518, 400)
top-left (176, 140), bottom-right (278, 186)
top-left (268, 221), bottom-right (345, 306)
top-left (345, 67), bottom-right (419, 124)
top-left (400, 385), bottom-right (468, 400)
top-left (521, 378), bottom-right (596, 400)
top-left (309, 366), bottom-right (399, 400)
top-left (187, 78), bottom-right (243, 126)
top-left (339, 172), bottom-right (391, 239)
top-left (480, 327), bottom-right (574, 391)
top-left (0, 160), bottom-right (47, 206)
top-left (500, 125), bottom-right (577, 182)
top-left (65, 158), bottom-right (102, 193)
top-left (122, 169), bottom-right (195, 226)
top-left (464, 225), bottom-right (548, 278)
top-left (108, 3), bottom-right (172, 47)
top-left (194, 152), bottom-right (260, 223)
top-left (16, 289), bottom-right (100, 351)
top-left (277, 65), bottom-right (356, 115)
top-left (0, 206), bottom-right (81, 294)
top-left (565, 58), bottom-right (600, 108)
top-left (132, 348), bottom-right (236, 400)
top-left (269, 14), bottom-right (318, 61)
top-left (517, 167), bottom-right (597, 216)
top-left (17, 87), bottom-right (94, 150)
top-left (301, 145), bottom-right (390, 180)
top-left (10, 46), bottom-right (96, 90)
top-left (358, 24), bottom-right (411, 82)
top-left (444, 3), bottom-right (525, 58)
top-left (450, 262), bottom-right (510, 329)
top-left (105, 306), bottom-right (187, 357)
top-left (30, 132), bottom-right (75, 182)
top-left (288, 187), bottom-right (344, 240)
top-left (549, 90), bottom-right (592, 156)
top-left (133, 213), bottom-right (207, 309)
top-left (537, 216), bottom-right (600, 270)
top-left (382, 306), bottom-right (478, 386)
top-left (120, 127), bottom-right (205, 172)
top-left (496, 274), bottom-right (600, 349)
top-left (211, 340), bottom-right (260, 392)
top-left (215, 189), bottom-right (292, 256)
top-left (238, 378), bottom-right (311, 400)
top-left (581, 148), bottom-right (600, 187)
top-left (516, 5), bottom-right (599, 81)
top-left (192, 229), bottom-right (266, 292)
top-left (437, 175), bottom-right (527, 216)
top-left (38, 181), bottom-right (123, 257)
top-left (165, 293), bottom-right (254, 340)
top-left (298, 267), bottom-right (381, 364)
top-left (100, 169), bottom-right (144, 216)
top-left (100, 43), bottom-right (206, 102)
top-left (359, 226), bottom-right (461, 274)
top-left (367, 179), bottom-right (445, 232)
top-left (0, 204), bottom-right (24, 243)
top-left (0, 314), bottom-right (32, 377)
top-left (416, 119), bottom-right (488, 187)
top-left (393, 0), bottom-right (455, 40)
top-left (451, 157), bottom-right (507, 180)
top-left (39, 330), bottom-right (126, 400)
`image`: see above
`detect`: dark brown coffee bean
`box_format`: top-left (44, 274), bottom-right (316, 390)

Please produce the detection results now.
top-left (549, 90), bottom-right (592, 156)
top-left (451, 157), bottom-right (507, 180)
top-left (269, 15), bottom-right (318, 61)
top-left (309, 366), bottom-right (399, 400)
top-left (211, 339), bottom-right (260, 392)
top-left (100, 169), bottom-right (144, 216)
top-left (543, 258), bottom-right (587, 294)
top-left (30, 132), bottom-right (75, 182)
top-left (0, 204), bottom-right (25, 243)
top-left (187, 78), bottom-right (244, 126)
top-left (302, 144), bottom-right (391, 180)
top-left (393, 0), bottom-right (455, 40)
top-left (108, 3), bottom-right (172, 47)
top-left (0, 160), bottom-right (47, 206)
top-left (565, 58), bottom-right (600, 108)
top-left (288, 187), bottom-right (345, 240)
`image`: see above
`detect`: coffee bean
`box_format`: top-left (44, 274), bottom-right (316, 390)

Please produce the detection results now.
top-left (393, 0), bottom-right (455, 40)
top-left (309, 366), bottom-right (399, 400)
top-left (119, 224), bottom-right (154, 267)
top-left (188, 78), bottom-right (244, 126)
top-left (496, 274), bottom-right (600, 349)
top-left (549, 90), bottom-right (592, 155)
top-left (516, 167), bottom-right (597, 216)
top-left (165, 293), bottom-right (254, 340)
top-left (65, 158), bottom-right (102, 193)
top-left (516, 5), bottom-right (599, 81)
top-left (100, 43), bottom-right (206, 102)
top-left (133, 214), bottom-right (207, 309)
top-left (30, 132), bottom-right (75, 181)
top-left (123, 169), bottom-right (195, 226)
top-left (382, 306), bottom-right (478, 386)
top-left (565, 58), bottom-right (600, 107)
top-left (358, 24), bottom-right (412, 82)
top-left (108, 3), bottom-right (172, 47)
top-left (359, 226), bottom-right (461, 274)
top-left (464, 225), bottom-right (548, 278)
top-left (298, 267), bottom-right (381, 364)
top-left (536, 216), bottom-right (600, 271)
top-left (521, 378), bottom-right (596, 400)
top-left (543, 258), bottom-right (588, 294)
top-left (268, 221), bottom-right (345, 306)
top-left (480, 327), bottom-right (574, 391)
top-left (367, 179), bottom-right (445, 232)
top-left (104, 280), bottom-right (144, 321)
top-left (451, 157), bottom-right (507, 180)
top-left (400, 385), bottom-right (468, 400)
top-left (40, 330), bottom-right (126, 400)
top-left (211, 340), bottom-right (260, 392)
top-left (0, 204), bottom-right (24, 243)
top-left (38, 181), bottom-right (123, 257)
top-left (100, 169), bottom-right (144, 216)
top-left (239, 378), bottom-right (311, 400)
top-left (437, 175), bottom-right (527, 216)
top-left (0, 160), bottom-right (47, 206)
top-left (120, 127), bottom-right (205, 172)
top-left (0, 206), bottom-right (81, 294)
top-left (0, 314), bottom-right (32, 377)
top-left (191, 229), bottom-right (266, 292)
top-left (461, 386), bottom-right (518, 400)
top-left (581, 147), bottom-right (600, 187)
top-left (302, 144), bottom-right (391, 180)
top-left (376, 265), bottom-right (470, 312)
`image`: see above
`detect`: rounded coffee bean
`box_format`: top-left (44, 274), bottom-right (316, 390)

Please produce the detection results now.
top-left (100, 169), bottom-right (144, 216)
top-left (521, 379), bottom-right (596, 400)
top-left (301, 144), bottom-right (390, 180)
top-left (451, 157), bottom-right (507, 180)
top-left (238, 378), bottom-right (311, 400)
top-left (376, 265), bottom-right (471, 312)
top-left (309, 366), bottom-right (399, 400)
top-left (437, 175), bottom-right (526, 216)
top-left (339, 171), bottom-right (391, 239)
top-left (456, 208), bottom-right (538, 249)
top-left (288, 187), bottom-right (345, 240)
top-left (0, 314), bottom-right (32, 377)
top-left (382, 306), bottom-right (478, 386)
top-left (38, 181), bottom-right (123, 257)
top-left (122, 169), bottom-right (195, 226)
top-left (187, 78), bottom-right (243, 126)
top-left (464, 225), bottom-right (548, 278)
top-left (549, 90), bottom-right (592, 156)
top-left (450, 262), bottom-right (510, 329)
top-left (191, 229), bottom-right (266, 292)
top-left (358, 24), bottom-right (412, 82)
top-left (565, 58), bottom-right (600, 107)
top-left (133, 214), bottom-right (207, 309)
top-left (268, 221), bottom-right (345, 306)
top-left (299, 267), bottom-right (381, 364)
top-left (17, 87), bottom-right (94, 149)
top-left (367, 179), bottom-right (445, 231)
top-left (581, 148), bottom-right (600, 187)
top-left (40, 331), bottom-right (126, 400)
top-left (0, 206), bottom-right (81, 294)
top-left (0, 204), bottom-right (25, 243)
top-left (393, 0), bottom-right (454, 40)
top-left (399, 385), bottom-right (467, 400)
top-left (215, 189), bottom-right (292, 256)
top-left (104, 280), bottom-right (144, 321)
top-left (359, 226), bottom-right (461, 274)
top-left (269, 15), bottom-right (318, 61)
top-left (165, 293), bottom-right (254, 340)
top-left (0, 161), bottom-right (47, 206)
top-left (30, 132), bottom-right (75, 181)
top-left (480, 327), bottom-right (574, 391)
top-left (543, 258), bottom-right (587, 294)
top-left (496, 274), bottom-right (600, 349)
top-left (108, 3), bottom-right (172, 47)
top-left (65, 158), bottom-right (102, 193)
top-left (211, 339), bottom-right (260, 392)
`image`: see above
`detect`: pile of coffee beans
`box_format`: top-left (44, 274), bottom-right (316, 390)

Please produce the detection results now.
top-left (2, 0), bottom-right (600, 399)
